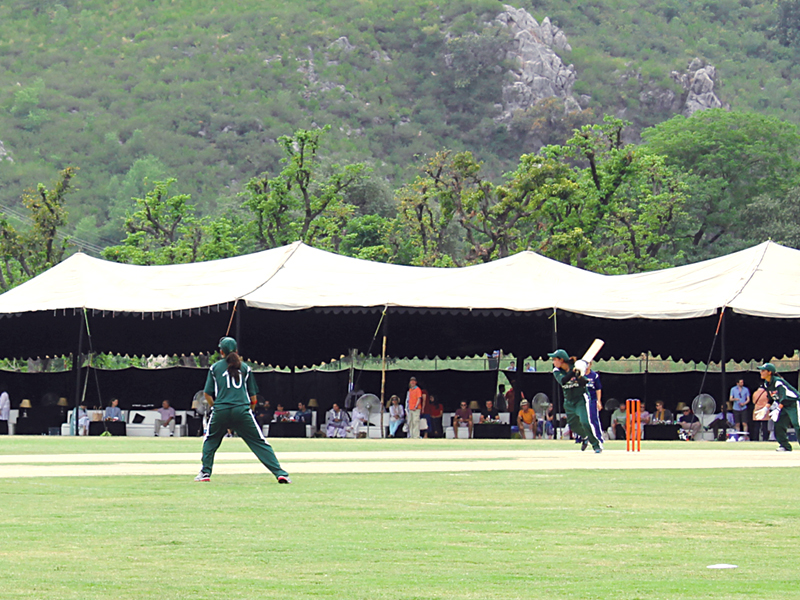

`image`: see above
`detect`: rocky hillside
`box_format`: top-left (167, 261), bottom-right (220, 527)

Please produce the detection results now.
top-left (0, 0), bottom-right (795, 247)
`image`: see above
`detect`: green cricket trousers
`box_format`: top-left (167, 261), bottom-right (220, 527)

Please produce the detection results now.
top-left (564, 395), bottom-right (602, 450)
top-left (775, 403), bottom-right (800, 451)
top-left (201, 404), bottom-right (288, 479)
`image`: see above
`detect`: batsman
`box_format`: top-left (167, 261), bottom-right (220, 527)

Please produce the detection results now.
top-left (758, 362), bottom-right (800, 452)
top-left (548, 348), bottom-right (603, 453)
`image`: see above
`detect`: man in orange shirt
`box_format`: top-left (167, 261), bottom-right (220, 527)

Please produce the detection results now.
top-left (517, 399), bottom-right (537, 439)
top-left (405, 376), bottom-right (424, 439)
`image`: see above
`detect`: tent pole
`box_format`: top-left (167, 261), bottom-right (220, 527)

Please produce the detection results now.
top-left (552, 310), bottom-right (559, 439)
top-left (290, 360), bottom-right (296, 408)
top-left (235, 302), bottom-right (242, 354)
top-left (71, 311), bottom-right (85, 436)
top-left (699, 308), bottom-right (725, 398)
top-left (644, 352), bottom-right (649, 406)
top-left (225, 299), bottom-right (238, 336)
top-left (381, 338), bottom-right (387, 438)
top-left (720, 309), bottom-right (727, 419)
top-left (347, 348), bottom-right (356, 408)
top-left (380, 312), bottom-right (388, 438)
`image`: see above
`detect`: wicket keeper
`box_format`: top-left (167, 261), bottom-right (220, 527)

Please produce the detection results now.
top-left (195, 337), bottom-right (291, 483)
top-left (549, 349), bottom-right (603, 453)
top-left (759, 362), bottom-right (800, 452)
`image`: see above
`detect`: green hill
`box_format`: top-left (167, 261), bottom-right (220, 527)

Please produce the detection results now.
top-left (0, 0), bottom-right (798, 247)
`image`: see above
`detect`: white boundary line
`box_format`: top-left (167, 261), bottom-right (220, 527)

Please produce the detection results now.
top-left (0, 449), bottom-right (798, 478)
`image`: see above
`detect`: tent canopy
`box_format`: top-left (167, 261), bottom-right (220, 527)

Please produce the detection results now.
top-left (0, 240), bottom-right (795, 363)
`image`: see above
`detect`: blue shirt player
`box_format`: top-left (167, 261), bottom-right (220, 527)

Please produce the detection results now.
top-left (575, 362), bottom-right (605, 449)
top-left (585, 363), bottom-right (604, 434)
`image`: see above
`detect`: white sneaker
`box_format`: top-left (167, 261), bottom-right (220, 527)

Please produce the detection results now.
top-left (776, 447), bottom-right (789, 452)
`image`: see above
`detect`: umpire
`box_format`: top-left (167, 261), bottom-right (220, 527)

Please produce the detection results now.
top-left (195, 337), bottom-right (291, 483)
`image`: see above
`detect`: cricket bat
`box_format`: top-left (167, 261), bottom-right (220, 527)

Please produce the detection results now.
top-left (575, 339), bottom-right (604, 375)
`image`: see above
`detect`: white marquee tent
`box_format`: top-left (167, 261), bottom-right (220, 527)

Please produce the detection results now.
top-left (0, 240), bottom-right (794, 363)
top-left (0, 239), bottom-right (791, 318)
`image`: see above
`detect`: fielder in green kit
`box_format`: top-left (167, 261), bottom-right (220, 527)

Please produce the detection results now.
top-left (195, 337), bottom-right (291, 483)
top-left (759, 362), bottom-right (800, 452)
top-left (549, 349), bottom-right (603, 453)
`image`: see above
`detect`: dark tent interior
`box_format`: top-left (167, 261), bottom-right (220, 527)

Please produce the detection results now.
top-left (2, 303), bottom-right (794, 368)
top-left (5, 365), bottom-right (779, 434)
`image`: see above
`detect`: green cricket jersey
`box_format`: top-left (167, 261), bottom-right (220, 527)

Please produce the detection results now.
top-left (764, 374), bottom-right (800, 408)
top-left (204, 359), bottom-right (258, 409)
top-left (552, 364), bottom-right (588, 403)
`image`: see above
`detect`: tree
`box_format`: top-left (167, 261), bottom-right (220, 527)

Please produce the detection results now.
top-left (0, 167), bottom-right (76, 291)
top-left (641, 110), bottom-right (800, 260)
top-left (7, 77), bottom-right (49, 132)
top-left (0, 219), bottom-right (27, 291)
top-left (393, 119), bottom-right (686, 273)
top-left (742, 187), bottom-right (800, 249)
top-left (585, 151), bottom-right (688, 273)
top-left (777, 0), bottom-right (800, 48)
top-left (509, 97), bottom-right (594, 149)
top-left (441, 28), bottom-right (510, 105)
top-left (394, 171), bottom-right (461, 266)
top-left (393, 149), bottom-right (578, 265)
top-left (241, 127), bottom-right (368, 252)
top-left (539, 117), bottom-right (688, 272)
top-left (338, 214), bottom-right (394, 262)
top-left (341, 176), bottom-right (396, 218)
top-left (99, 155), bottom-right (170, 243)
top-left (101, 179), bottom-right (242, 265)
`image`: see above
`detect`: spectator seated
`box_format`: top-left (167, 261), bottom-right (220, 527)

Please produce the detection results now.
top-left (8, 409), bottom-right (18, 435)
top-left (61, 409), bottom-right (106, 436)
top-left (262, 410), bottom-right (318, 438)
top-left (444, 412), bottom-right (510, 439)
top-left (338, 409), bottom-right (382, 438)
top-left (126, 410), bottom-right (188, 437)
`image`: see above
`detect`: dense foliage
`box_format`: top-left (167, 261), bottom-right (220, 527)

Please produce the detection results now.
top-left (642, 110), bottom-right (800, 261)
top-left (2, 1), bottom-right (800, 241)
top-left (0, 167), bottom-right (75, 289)
top-left (1, 0), bottom-right (800, 286)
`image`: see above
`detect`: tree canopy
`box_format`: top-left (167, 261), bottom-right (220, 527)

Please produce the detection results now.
top-left (3, 0), bottom-right (800, 252)
top-left (5, 108), bottom-right (800, 288)
top-left (0, 167), bottom-right (75, 291)
top-left (641, 109), bottom-right (800, 260)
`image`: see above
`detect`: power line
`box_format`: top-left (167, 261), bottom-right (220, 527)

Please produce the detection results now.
top-left (0, 202), bottom-right (106, 257)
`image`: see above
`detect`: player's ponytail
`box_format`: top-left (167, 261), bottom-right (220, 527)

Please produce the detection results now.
top-left (226, 351), bottom-right (242, 383)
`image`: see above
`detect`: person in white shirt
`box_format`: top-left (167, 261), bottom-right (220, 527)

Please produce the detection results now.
top-left (77, 404), bottom-right (91, 436)
top-left (0, 386), bottom-right (9, 435)
top-left (388, 395), bottom-right (405, 437)
top-left (350, 405), bottom-right (369, 438)
top-left (326, 403), bottom-right (350, 438)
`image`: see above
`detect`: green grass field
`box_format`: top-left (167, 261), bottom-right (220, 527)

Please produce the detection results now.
top-left (1, 438), bottom-right (798, 599)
